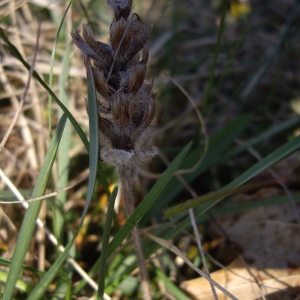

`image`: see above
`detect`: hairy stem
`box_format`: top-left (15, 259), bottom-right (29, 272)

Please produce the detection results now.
top-left (120, 172), bottom-right (152, 300)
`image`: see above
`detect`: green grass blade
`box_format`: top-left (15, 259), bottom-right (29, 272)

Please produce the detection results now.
top-left (48, 1), bottom-right (72, 135)
top-left (26, 51), bottom-right (99, 300)
top-left (98, 143), bottom-right (194, 288)
top-left (240, 1), bottom-right (300, 105)
top-left (216, 194), bottom-right (300, 216)
top-left (202, 0), bottom-right (227, 111)
top-left (0, 28), bottom-right (89, 151)
top-left (165, 134), bottom-right (300, 218)
top-left (0, 270), bottom-right (33, 293)
top-left (228, 116), bottom-right (300, 158)
top-left (98, 186), bottom-right (118, 299)
top-left (154, 267), bottom-right (190, 300)
top-left (82, 54), bottom-right (99, 218)
top-left (48, 8), bottom-right (72, 295)
top-left (143, 194), bottom-right (300, 275)
top-left (215, 19), bottom-right (249, 93)
top-left (107, 141), bottom-right (192, 257)
top-left (225, 136), bottom-right (300, 188)
top-left (165, 181), bottom-right (270, 218)
top-left (54, 33), bottom-right (72, 243)
top-left (27, 236), bottom-right (75, 299)
top-left (3, 114), bottom-right (67, 300)
top-left (71, 113), bottom-right (251, 292)
top-left (120, 193), bottom-right (297, 280)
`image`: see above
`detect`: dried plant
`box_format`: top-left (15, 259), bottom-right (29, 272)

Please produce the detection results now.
top-left (71, 0), bottom-right (156, 298)
top-left (71, 0), bottom-right (157, 176)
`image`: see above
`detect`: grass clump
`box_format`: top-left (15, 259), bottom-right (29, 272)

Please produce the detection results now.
top-left (0, 0), bottom-right (300, 299)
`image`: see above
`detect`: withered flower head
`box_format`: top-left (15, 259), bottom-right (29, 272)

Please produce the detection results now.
top-left (71, 0), bottom-right (157, 173)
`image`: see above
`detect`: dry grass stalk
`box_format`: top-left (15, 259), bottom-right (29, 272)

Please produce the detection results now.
top-left (71, 0), bottom-right (157, 298)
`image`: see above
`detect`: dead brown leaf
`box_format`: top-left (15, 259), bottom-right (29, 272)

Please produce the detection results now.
top-left (180, 188), bottom-right (300, 299)
top-left (180, 257), bottom-right (300, 300)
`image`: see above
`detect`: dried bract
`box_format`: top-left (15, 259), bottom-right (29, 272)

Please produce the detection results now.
top-left (71, 0), bottom-right (157, 174)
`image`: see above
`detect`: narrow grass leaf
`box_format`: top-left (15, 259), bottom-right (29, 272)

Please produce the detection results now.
top-left (165, 135), bottom-right (300, 218)
top-left (107, 141), bottom-right (192, 256)
top-left (202, 0), bottom-right (227, 111)
top-left (53, 37), bottom-right (72, 242)
top-left (154, 267), bottom-right (190, 300)
top-left (98, 186), bottom-right (118, 299)
top-left (217, 194), bottom-right (300, 216)
top-left (48, 1), bottom-right (72, 134)
top-left (165, 181), bottom-right (275, 218)
top-left (3, 114), bottom-right (67, 300)
top-left (225, 135), bottom-right (300, 188)
top-left (123, 191), bottom-right (300, 285)
top-left (216, 19), bottom-right (249, 92)
top-left (82, 55), bottom-right (99, 217)
top-left (107, 192), bottom-right (300, 285)
top-left (0, 270), bottom-right (33, 293)
top-left (103, 117), bottom-right (251, 285)
top-left (240, 1), bottom-right (300, 104)
top-left (26, 54), bottom-right (99, 300)
top-left (228, 116), bottom-right (300, 158)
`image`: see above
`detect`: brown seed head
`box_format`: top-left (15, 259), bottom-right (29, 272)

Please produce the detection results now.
top-left (71, 0), bottom-right (157, 171)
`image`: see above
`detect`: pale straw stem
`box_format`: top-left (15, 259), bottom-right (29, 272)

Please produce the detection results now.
top-left (120, 172), bottom-right (152, 300)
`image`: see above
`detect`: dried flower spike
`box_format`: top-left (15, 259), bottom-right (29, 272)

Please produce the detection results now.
top-left (71, 0), bottom-right (157, 175)
top-left (71, 2), bottom-right (156, 298)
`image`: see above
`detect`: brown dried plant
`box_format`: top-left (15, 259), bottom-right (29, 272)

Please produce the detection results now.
top-left (71, 0), bottom-right (157, 175)
top-left (71, 0), bottom-right (156, 298)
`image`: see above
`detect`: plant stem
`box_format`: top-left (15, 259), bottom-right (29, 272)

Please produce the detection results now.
top-left (120, 172), bottom-right (152, 300)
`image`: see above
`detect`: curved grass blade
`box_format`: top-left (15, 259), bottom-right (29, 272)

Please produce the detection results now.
top-left (0, 28), bottom-right (89, 151)
top-left (202, 0), bottom-right (227, 111)
top-left (79, 116), bottom-right (250, 292)
top-left (0, 269), bottom-right (33, 294)
top-left (54, 21), bottom-right (72, 243)
top-left (165, 181), bottom-right (274, 218)
top-left (48, 1), bottom-right (72, 135)
top-left (165, 134), bottom-right (300, 218)
top-left (106, 192), bottom-right (300, 287)
top-left (27, 57), bottom-right (99, 300)
top-left (26, 45), bottom-right (112, 299)
top-left (107, 141), bottom-right (192, 256)
top-left (83, 116), bottom-right (250, 290)
top-left (3, 114), bottom-right (67, 300)
top-left (26, 55), bottom-right (99, 300)
top-left (228, 116), bottom-right (300, 158)
top-left (154, 267), bottom-right (190, 300)
top-left (98, 186), bottom-right (118, 299)
top-left (240, 1), bottom-right (300, 105)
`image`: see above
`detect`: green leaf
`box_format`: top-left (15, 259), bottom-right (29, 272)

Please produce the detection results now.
top-left (202, 0), bottom-right (227, 111)
top-left (26, 53), bottom-right (99, 300)
top-left (48, 1), bottom-right (72, 134)
top-left (107, 141), bottom-right (192, 257)
top-left (154, 267), bottom-right (190, 300)
top-left (165, 134), bottom-right (300, 217)
top-left (228, 116), bottom-right (300, 158)
top-left (97, 186), bottom-right (118, 299)
top-left (53, 2), bottom-right (72, 243)
top-left (0, 269), bottom-right (33, 293)
top-left (3, 114), bottom-right (67, 300)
